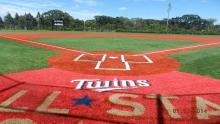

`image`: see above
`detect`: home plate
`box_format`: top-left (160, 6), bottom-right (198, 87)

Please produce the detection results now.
top-left (109, 56), bottom-right (118, 59)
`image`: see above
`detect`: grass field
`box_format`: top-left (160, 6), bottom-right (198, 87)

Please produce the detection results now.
top-left (0, 39), bottom-right (58, 74)
top-left (170, 46), bottom-right (220, 79)
top-left (32, 37), bottom-right (201, 52)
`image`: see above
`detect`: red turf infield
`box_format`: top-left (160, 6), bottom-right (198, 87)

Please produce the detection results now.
top-left (0, 33), bottom-right (220, 124)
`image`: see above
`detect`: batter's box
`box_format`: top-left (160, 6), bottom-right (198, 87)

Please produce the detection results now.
top-left (124, 55), bottom-right (153, 64)
top-left (74, 54), bottom-right (106, 62)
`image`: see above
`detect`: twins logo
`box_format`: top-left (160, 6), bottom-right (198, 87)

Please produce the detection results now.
top-left (71, 78), bottom-right (151, 92)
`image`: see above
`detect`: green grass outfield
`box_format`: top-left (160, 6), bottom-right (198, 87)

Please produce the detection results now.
top-left (0, 39), bottom-right (58, 74)
top-left (32, 37), bottom-right (201, 52)
top-left (170, 46), bottom-right (220, 79)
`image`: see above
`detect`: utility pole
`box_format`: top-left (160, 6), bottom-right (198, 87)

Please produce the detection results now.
top-left (83, 20), bottom-right (86, 32)
top-left (166, 2), bottom-right (172, 33)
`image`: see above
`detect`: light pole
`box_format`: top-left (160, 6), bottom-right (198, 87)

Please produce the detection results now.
top-left (83, 20), bottom-right (86, 32)
top-left (166, 2), bottom-right (172, 33)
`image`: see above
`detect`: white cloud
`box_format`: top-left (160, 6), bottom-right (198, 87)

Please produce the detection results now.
top-left (0, 0), bottom-right (61, 17)
top-left (70, 10), bottom-right (101, 20)
top-left (73, 0), bottom-right (98, 6)
top-left (0, 0), bottom-right (100, 20)
top-left (0, 4), bottom-right (38, 17)
top-left (119, 7), bottom-right (128, 11)
top-left (0, 0), bottom-right (60, 9)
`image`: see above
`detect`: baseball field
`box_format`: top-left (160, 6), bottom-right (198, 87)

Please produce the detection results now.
top-left (0, 30), bottom-right (220, 124)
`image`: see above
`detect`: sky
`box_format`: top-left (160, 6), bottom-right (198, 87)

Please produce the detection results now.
top-left (0, 0), bottom-right (219, 24)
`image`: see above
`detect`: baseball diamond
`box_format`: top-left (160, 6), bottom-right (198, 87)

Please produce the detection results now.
top-left (0, 1), bottom-right (220, 124)
top-left (0, 33), bottom-right (220, 124)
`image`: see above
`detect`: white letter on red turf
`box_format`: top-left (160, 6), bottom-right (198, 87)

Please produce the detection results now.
top-left (71, 80), bottom-right (87, 89)
top-left (0, 90), bottom-right (27, 112)
top-left (146, 95), bottom-right (181, 119)
top-left (107, 93), bottom-right (145, 116)
top-left (0, 118), bottom-right (35, 124)
top-left (36, 91), bottom-right (69, 114)
top-left (196, 96), bottom-right (220, 119)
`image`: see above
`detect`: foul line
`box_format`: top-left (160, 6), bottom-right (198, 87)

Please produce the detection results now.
top-left (2, 34), bottom-right (218, 57)
top-left (134, 42), bottom-right (220, 55)
top-left (0, 35), bottom-right (93, 55)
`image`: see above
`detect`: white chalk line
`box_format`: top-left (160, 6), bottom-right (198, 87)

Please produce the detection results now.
top-left (124, 55), bottom-right (154, 64)
top-left (95, 54), bottom-right (131, 71)
top-left (134, 42), bottom-right (220, 56)
top-left (74, 54), bottom-right (85, 61)
top-left (1, 34), bottom-right (220, 57)
top-left (0, 35), bottom-right (93, 55)
top-left (94, 54), bottom-right (107, 70)
top-left (73, 54), bottom-right (106, 62)
top-left (74, 54), bottom-right (154, 71)
top-left (74, 54), bottom-right (131, 70)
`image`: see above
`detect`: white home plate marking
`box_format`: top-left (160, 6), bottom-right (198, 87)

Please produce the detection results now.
top-left (109, 56), bottom-right (118, 59)
top-left (125, 54), bottom-right (154, 64)
top-left (95, 54), bottom-right (130, 71)
top-left (74, 54), bottom-right (153, 71)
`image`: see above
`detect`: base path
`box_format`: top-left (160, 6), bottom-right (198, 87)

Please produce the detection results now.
top-left (0, 33), bottom-right (220, 124)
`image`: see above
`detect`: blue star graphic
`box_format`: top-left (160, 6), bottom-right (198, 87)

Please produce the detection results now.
top-left (73, 96), bottom-right (95, 106)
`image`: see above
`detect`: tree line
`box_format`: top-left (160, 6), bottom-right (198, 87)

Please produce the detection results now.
top-left (0, 9), bottom-right (219, 35)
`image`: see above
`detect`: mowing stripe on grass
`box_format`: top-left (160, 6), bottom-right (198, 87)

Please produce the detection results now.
top-left (170, 46), bottom-right (220, 79)
top-left (137, 42), bottom-right (220, 55)
top-left (0, 39), bottom-right (59, 74)
top-left (32, 37), bottom-right (201, 52)
top-left (0, 35), bottom-right (93, 55)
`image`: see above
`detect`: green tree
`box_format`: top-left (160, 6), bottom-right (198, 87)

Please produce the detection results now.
top-left (169, 14), bottom-right (212, 33)
top-left (206, 18), bottom-right (216, 31)
top-left (214, 25), bottom-right (220, 33)
top-left (24, 13), bottom-right (37, 30)
top-left (71, 19), bottom-right (84, 31)
top-left (114, 17), bottom-right (128, 30)
top-left (15, 13), bottom-right (37, 30)
top-left (85, 19), bottom-right (96, 31)
top-left (131, 18), bottom-right (145, 31)
top-left (41, 10), bottom-right (74, 30)
top-left (4, 13), bottom-right (14, 29)
top-left (0, 17), bottom-right (4, 29)
top-left (14, 13), bottom-right (20, 29)
top-left (95, 16), bottom-right (115, 31)
top-left (36, 12), bottom-right (44, 29)
top-left (17, 15), bottom-right (26, 29)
